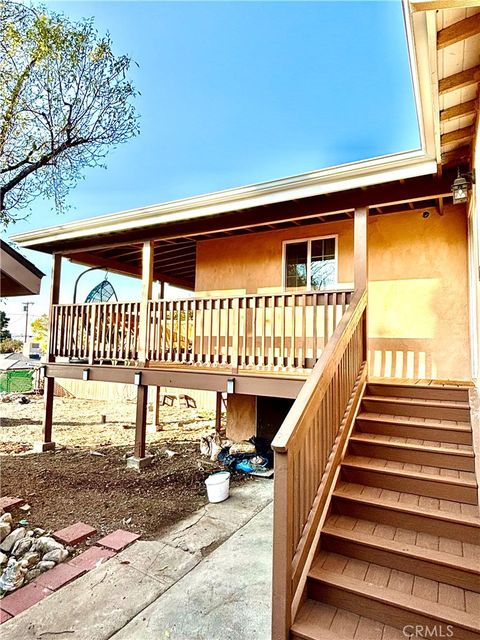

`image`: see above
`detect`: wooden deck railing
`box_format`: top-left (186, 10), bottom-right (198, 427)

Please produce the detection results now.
top-left (50, 302), bottom-right (141, 363)
top-left (271, 289), bottom-right (367, 639)
top-left (49, 290), bottom-right (352, 370)
top-left (147, 291), bottom-right (352, 369)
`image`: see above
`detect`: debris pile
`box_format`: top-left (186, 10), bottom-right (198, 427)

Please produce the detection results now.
top-left (200, 434), bottom-right (273, 476)
top-left (0, 394), bottom-right (30, 404)
top-left (0, 512), bottom-right (70, 594)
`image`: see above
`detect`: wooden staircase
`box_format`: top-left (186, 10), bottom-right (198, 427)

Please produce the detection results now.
top-left (291, 382), bottom-right (480, 640)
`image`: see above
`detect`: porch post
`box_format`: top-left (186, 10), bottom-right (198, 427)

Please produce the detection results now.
top-left (138, 240), bottom-right (154, 366)
top-left (354, 207), bottom-right (369, 363)
top-left (354, 207), bottom-right (368, 293)
top-left (35, 254), bottom-right (61, 453)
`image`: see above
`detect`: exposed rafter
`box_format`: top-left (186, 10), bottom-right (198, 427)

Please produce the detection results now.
top-left (411, 0), bottom-right (480, 10)
top-left (441, 125), bottom-right (474, 146)
top-left (440, 100), bottom-right (477, 122)
top-left (437, 14), bottom-right (480, 49)
top-left (68, 251), bottom-right (194, 289)
top-left (439, 66), bottom-right (480, 95)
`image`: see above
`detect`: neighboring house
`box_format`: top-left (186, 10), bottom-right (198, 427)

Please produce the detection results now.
top-left (10, 3), bottom-right (480, 639)
top-left (0, 239), bottom-right (44, 297)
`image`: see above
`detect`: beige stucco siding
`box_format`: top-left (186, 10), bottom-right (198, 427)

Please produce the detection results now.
top-left (196, 204), bottom-right (471, 381)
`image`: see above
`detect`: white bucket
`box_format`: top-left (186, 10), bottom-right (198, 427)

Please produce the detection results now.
top-left (205, 471), bottom-right (230, 503)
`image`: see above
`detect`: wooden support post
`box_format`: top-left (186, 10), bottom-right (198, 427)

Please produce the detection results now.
top-left (138, 241), bottom-right (154, 366)
top-left (215, 391), bottom-right (223, 433)
top-left (35, 254), bottom-right (62, 453)
top-left (127, 384), bottom-right (152, 470)
top-left (354, 207), bottom-right (368, 362)
top-left (153, 386), bottom-right (163, 431)
top-left (34, 376), bottom-right (56, 452)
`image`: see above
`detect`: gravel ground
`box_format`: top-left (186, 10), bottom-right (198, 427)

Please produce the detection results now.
top-left (1, 395), bottom-right (217, 454)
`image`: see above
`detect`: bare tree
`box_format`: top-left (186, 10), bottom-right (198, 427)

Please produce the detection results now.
top-left (0, 1), bottom-right (139, 224)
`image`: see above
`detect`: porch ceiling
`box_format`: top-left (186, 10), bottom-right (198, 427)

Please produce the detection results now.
top-left (435, 6), bottom-right (479, 167)
top-left (68, 190), bottom-right (454, 290)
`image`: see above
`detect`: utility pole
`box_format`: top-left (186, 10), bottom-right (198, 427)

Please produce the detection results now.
top-left (23, 302), bottom-right (34, 344)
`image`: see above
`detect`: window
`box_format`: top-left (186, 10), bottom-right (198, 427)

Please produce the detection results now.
top-left (284, 236), bottom-right (337, 290)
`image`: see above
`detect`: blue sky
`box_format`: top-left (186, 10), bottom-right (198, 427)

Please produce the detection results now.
top-left (3, 0), bottom-right (420, 338)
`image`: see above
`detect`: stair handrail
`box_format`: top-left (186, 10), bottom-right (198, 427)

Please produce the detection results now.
top-left (271, 287), bottom-right (367, 640)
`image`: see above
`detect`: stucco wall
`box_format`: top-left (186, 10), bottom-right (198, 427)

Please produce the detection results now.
top-left (195, 204), bottom-right (471, 381)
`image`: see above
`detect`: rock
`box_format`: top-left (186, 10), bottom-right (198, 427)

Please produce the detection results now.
top-left (22, 552), bottom-right (40, 568)
top-left (12, 537), bottom-right (33, 558)
top-left (0, 557), bottom-right (28, 591)
top-left (32, 527), bottom-right (45, 537)
top-left (0, 522), bottom-right (11, 542)
top-left (25, 567), bottom-right (42, 581)
top-left (0, 551), bottom-right (8, 567)
top-left (42, 548), bottom-right (68, 564)
top-left (37, 560), bottom-right (56, 572)
top-left (0, 512), bottom-right (13, 526)
top-left (0, 527), bottom-right (26, 553)
top-left (33, 536), bottom-right (63, 554)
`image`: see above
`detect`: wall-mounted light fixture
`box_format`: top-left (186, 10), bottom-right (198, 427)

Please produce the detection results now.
top-left (82, 369), bottom-right (90, 381)
top-left (134, 371), bottom-right (142, 386)
top-left (452, 169), bottom-right (475, 205)
top-left (227, 378), bottom-right (235, 394)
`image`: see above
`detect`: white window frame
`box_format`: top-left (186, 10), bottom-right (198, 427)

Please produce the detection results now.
top-left (282, 234), bottom-right (339, 291)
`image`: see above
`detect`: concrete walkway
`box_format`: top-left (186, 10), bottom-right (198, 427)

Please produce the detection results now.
top-left (2, 479), bottom-right (273, 640)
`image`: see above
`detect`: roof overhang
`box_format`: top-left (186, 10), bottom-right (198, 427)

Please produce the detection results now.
top-left (0, 240), bottom-right (44, 297)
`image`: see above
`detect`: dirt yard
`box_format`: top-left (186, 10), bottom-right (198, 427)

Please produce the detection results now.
top-left (1, 396), bottom-right (250, 540)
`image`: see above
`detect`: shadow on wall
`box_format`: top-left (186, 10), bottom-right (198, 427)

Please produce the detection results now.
top-left (368, 338), bottom-right (437, 380)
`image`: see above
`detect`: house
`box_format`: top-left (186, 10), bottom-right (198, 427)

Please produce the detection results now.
top-left (0, 239), bottom-right (44, 297)
top-left (10, 2), bottom-right (480, 638)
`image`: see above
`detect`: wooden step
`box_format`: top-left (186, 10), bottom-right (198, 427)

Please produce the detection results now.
top-left (332, 482), bottom-right (480, 543)
top-left (355, 412), bottom-right (472, 445)
top-left (341, 456), bottom-right (478, 504)
top-left (321, 520), bottom-right (480, 592)
top-left (308, 560), bottom-right (480, 640)
top-left (292, 599), bottom-right (406, 640)
top-left (362, 395), bottom-right (471, 421)
top-left (348, 434), bottom-right (475, 471)
top-left (366, 383), bottom-right (470, 403)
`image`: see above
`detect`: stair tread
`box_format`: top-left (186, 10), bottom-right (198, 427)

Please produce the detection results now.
top-left (333, 481), bottom-right (480, 522)
top-left (322, 515), bottom-right (480, 575)
top-left (309, 553), bottom-right (480, 631)
top-left (349, 433), bottom-right (474, 455)
top-left (342, 455), bottom-right (477, 485)
top-left (363, 395), bottom-right (470, 408)
top-left (357, 412), bottom-right (471, 431)
top-left (292, 599), bottom-right (406, 640)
